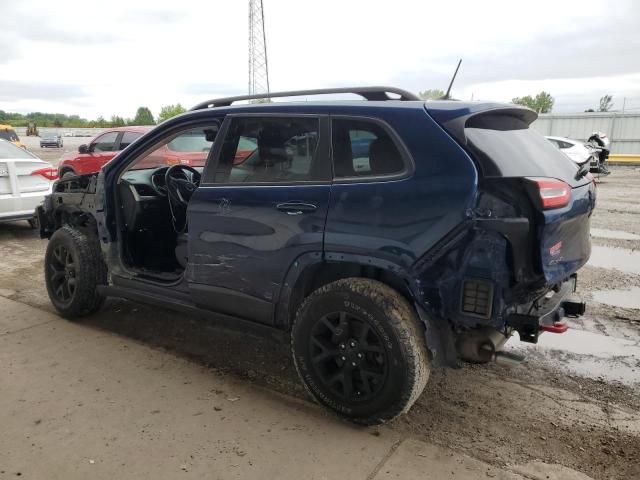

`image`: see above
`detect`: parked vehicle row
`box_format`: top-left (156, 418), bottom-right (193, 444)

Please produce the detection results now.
top-left (37, 87), bottom-right (594, 424)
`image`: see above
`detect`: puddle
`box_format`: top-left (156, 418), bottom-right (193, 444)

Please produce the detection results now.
top-left (592, 287), bottom-right (640, 309)
top-left (506, 328), bottom-right (640, 386)
top-left (588, 245), bottom-right (640, 275)
top-left (590, 228), bottom-right (640, 241)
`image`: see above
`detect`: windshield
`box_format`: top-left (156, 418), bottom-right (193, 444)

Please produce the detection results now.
top-left (167, 132), bottom-right (212, 152)
top-left (126, 128), bottom-right (214, 171)
top-left (0, 129), bottom-right (19, 142)
top-left (0, 140), bottom-right (37, 159)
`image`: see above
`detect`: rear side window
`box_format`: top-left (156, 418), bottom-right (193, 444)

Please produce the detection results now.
top-left (92, 132), bottom-right (119, 152)
top-left (332, 119), bottom-right (406, 178)
top-left (213, 116), bottom-right (326, 184)
top-left (119, 132), bottom-right (143, 150)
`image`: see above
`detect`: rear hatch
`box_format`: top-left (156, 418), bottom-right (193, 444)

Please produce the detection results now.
top-left (427, 105), bottom-right (595, 285)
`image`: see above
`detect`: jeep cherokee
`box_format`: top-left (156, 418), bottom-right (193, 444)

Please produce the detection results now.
top-left (37, 87), bottom-right (594, 425)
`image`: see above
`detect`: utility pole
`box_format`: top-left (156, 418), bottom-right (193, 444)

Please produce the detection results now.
top-left (248, 0), bottom-right (270, 97)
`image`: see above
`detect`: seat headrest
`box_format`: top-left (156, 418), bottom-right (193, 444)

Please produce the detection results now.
top-left (368, 137), bottom-right (403, 175)
top-left (257, 126), bottom-right (288, 165)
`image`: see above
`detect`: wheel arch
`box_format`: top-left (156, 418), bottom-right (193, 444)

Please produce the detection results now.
top-left (275, 253), bottom-right (418, 330)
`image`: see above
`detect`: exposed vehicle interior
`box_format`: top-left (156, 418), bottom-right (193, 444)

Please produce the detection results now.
top-left (115, 117), bottom-right (410, 279)
top-left (116, 118), bottom-right (329, 278)
top-left (117, 127), bottom-right (216, 277)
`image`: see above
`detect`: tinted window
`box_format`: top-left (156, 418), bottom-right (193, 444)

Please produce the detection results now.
top-left (119, 131), bottom-right (143, 150)
top-left (92, 132), bottom-right (119, 152)
top-left (466, 124), bottom-right (581, 185)
top-left (214, 117), bottom-right (322, 184)
top-left (332, 119), bottom-right (405, 177)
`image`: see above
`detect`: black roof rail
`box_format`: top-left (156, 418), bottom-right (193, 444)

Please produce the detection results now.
top-left (189, 86), bottom-right (421, 110)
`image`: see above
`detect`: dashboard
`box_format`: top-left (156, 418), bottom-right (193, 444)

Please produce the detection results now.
top-left (118, 166), bottom-right (203, 232)
top-left (120, 166), bottom-right (203, 198)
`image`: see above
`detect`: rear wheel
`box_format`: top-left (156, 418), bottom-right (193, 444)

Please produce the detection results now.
top-left (61, 171), bottom-right (76, 180)
top-left (291, 278), bottom-right (429, 425)
top-left (44, 226), bottom-right (106, 319)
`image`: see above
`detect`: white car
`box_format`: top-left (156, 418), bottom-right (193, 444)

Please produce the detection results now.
top-left (0, 139), bottom-right (57, 227)
top-left (545, 136), bottom-right (599, 170)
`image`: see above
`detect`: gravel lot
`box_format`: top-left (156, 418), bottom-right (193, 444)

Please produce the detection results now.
top-left (1, 143), bottom-right (638, 479)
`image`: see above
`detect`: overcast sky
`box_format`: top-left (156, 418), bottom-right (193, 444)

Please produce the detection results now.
top-left (1, 0), bottom-right (640, 119)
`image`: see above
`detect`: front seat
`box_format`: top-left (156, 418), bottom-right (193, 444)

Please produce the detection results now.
top-left (175, 233), bottom-right (188, 269)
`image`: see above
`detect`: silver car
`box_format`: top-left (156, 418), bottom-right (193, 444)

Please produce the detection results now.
top-left (545, 135), bottom-right (599, 170)
top-left (0, 139), bottom-right (56, 227)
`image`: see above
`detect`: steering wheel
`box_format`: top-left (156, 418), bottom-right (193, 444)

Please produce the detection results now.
top-left (165, 164), bottom-right (201, 207)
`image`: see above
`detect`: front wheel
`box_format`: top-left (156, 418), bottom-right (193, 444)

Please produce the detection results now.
top-left (291, 278), bottom-right (430, 425)
top-left (44, 226), bottom-right (107, 319)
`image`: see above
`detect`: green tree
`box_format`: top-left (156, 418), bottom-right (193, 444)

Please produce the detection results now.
top-left (418, 89), bottom-right (445, 100)
top-left (512, 91), bottom-right (554, 113)
top-left (110, 115), bottom-right (126, 127)
top-left (132, 107), bottom-right (155, 125)
top-left (157, 104), bottom-right (186, 123)
top-left (598, 95), bottom-right (613, 112)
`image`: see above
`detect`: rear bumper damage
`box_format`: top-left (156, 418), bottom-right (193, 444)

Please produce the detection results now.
top-left (505, 274), bottom-right (584, 343)
top-left (454, 275), bottom-right (584, 364)
top-left (412, 215), bottom-right (587, 365)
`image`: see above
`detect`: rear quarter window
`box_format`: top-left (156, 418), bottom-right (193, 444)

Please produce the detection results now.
top-left (331, 118), bottom-right (408, 178)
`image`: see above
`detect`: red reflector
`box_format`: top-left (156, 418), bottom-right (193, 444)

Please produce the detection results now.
top-left (541, 322), bottom-right (568, 334)
top-left (528, 178), bottom-right (571, 209)
top-left (31, 167), bottom-right (59, 181)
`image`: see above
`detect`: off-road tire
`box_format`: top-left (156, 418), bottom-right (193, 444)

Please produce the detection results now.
top-left (44, 225), bottom-right (107, 319)
top-left (291, 278), bottom-right (429, 425)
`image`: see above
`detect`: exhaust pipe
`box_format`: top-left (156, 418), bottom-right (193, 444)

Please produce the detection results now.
top-left (456, 327), bottom-right (510, 363)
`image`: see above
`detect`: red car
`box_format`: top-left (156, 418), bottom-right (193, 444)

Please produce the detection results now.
top-left (58, 127), bottom-right (258, 178)
top-left (58, 127), bottom-right (152, 178)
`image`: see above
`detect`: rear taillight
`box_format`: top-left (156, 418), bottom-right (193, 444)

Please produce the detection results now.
top-left (31, 167), bottom-right (59, 181)
top-left (527, 177), bottom-right (571, 210)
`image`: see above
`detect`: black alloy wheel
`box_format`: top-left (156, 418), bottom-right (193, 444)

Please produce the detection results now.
top-left (309, 311), bottom-right (388, 403)
top-left (292, 278), bottom-right (430, 425)
top-left (48, 244), bottom-right (77, 304)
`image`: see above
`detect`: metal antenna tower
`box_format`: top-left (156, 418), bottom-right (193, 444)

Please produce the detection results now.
top-left (248, 0), bottom-right (270, 96)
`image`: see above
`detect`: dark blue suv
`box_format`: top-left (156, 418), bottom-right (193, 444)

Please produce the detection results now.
top-left (37, 87), bottom-right (594, 424)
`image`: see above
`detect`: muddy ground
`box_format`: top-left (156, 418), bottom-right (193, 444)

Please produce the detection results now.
top-left (1, 144), bottom-right (639, 479)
